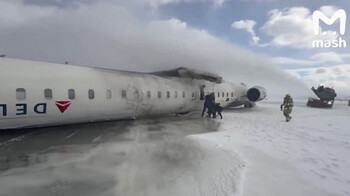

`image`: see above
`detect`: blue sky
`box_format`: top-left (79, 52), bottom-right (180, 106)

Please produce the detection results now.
top-left (157, 0), bottom-right (349, 63)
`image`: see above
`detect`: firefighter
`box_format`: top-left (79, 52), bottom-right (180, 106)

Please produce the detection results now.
top-left (280, 94), bottom-right (294, 122)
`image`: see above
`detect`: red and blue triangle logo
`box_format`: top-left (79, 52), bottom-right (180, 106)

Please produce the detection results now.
top-left (55, 101), bottom-right (71, 113)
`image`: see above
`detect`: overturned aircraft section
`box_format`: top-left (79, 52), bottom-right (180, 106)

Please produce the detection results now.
top-left (152, 67), bottom-right (223, 83)
top-left (153, 67), bottom-right (266, 107)
top-left (307, 85), bottom-right (337, 108)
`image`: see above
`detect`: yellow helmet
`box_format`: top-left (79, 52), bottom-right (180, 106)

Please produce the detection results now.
top-left (285, 94), bottom-right (291, 97)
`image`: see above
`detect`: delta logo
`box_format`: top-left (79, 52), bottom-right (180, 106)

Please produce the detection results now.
top-left (55, 101), bottom-right (72, 113)
top-left (0, 101), bottom-right (72, 117)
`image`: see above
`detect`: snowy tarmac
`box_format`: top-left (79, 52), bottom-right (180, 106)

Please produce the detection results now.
top-left (0, 101), bottom-right (349, 196)
top-left (194, 101), bottom-right (350, 196)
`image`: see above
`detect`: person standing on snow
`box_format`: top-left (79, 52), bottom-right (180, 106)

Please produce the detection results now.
top-left (201, 95), bottom-right (210, 117)
top-left (207, 93), bottom-right (216, 118)
top-left (280, 94), bottom-right (294, 122)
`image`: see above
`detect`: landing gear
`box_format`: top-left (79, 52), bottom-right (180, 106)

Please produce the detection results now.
top-left (244, 102), bottom-right (255, 108)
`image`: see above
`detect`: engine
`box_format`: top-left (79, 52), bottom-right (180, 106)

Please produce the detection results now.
top-left (247, 86), bottom-right (267, 102)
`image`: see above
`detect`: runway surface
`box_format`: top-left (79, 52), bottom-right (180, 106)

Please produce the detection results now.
top-left (1, 101), bottom-right (349, 196)
top-left (0, 113), bottom-right (224, 196)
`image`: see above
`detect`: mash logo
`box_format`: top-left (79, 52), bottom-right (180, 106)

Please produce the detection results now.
top-left (312, 9), bottom-right (347, 48)
top-left (55, 101), bottom-right (71, 113)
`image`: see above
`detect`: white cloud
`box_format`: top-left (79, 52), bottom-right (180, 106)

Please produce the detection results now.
top-left (150, 18), bottom-right (188, 31)
top-left (261, 6), bottom-right (339, 48)
top-left (273, 52), bottom-right (344, 67)
top-left (339, 53), bottom-right (350, 59)
top-left (213, 0), bottom-right (226, 6)
top-left (310, 52), bottom-right (342, 64)
top-left (0, 1), bottom-right (56, 27)
top-left (232, 20), bottom-right (256, 35)
top-left (232, 20), bottom-right (261, 45)
top-left (272, 57), bottom-right (316, 66)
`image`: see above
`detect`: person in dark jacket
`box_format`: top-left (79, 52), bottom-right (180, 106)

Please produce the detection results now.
top-left (215, 103), bottom-right (223, 119)
top-left (209, 100), bottom-right (216, 118)
top-left (209, 92), bottom-right (215, 102)
top-left (280, 94), bottom-right (294, 122)
top-left (201, 95), bottom-right (210, 117)
top-left (208, 93), bottom-right (216, 118)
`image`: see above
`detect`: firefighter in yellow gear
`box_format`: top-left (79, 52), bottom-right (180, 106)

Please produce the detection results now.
top-left (280, 94), bottom-right (294, 122)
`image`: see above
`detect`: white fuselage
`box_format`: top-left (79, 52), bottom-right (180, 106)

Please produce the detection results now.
top-left (0, 59), bottom-right (248, 129)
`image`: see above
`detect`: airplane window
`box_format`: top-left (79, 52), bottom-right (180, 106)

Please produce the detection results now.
top-left (16, 88), bottom-right (26, 100)
top-left (106, 90), bottom-right (112, 99)
top-left (68, 89), bottom-right (75, 100)
top-left (217, 92), bottom-right (220, 97)
top-left (222, 92), bottom-right (224, 97)
top-left (44, 88), bottom-right (52, 100)
top-left (231, 92), bottom-right (234, 97)
top-left (88, 89), bottom-right (95, 99)
top-left (147, 91), bottom-right (151, 99)
top-left (175, 91), bottom-right (178, 98)
top-left (121, 90), bottom-right (126, 98)
top-left (227, 92), bottom-right (229, 97)
top-left (182, 91), bottom-right (185, 98)
top-left (167, 91), bottom-right (170, 98)
top-left (158, 91), bottom-right (161, 98)
top-left (192, 92), bottom-right (195, 98)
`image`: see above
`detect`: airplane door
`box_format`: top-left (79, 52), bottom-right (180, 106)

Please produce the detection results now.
top-left (199, 84), bottom-right (206, 100)
top-left (126, 85), bottom-right (142, 113)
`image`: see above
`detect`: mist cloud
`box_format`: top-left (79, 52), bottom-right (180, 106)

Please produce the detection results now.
top-left (0, 0), bottom-right (307, 99)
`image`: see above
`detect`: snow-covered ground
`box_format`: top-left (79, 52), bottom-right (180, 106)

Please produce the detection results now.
top-left (192, 101), bottom-right (350, 196)
top-left (0, 101), bottom-right (349, 196)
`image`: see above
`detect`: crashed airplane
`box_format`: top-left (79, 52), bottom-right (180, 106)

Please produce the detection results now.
top-left (0, 58), bottom-right (266, 129)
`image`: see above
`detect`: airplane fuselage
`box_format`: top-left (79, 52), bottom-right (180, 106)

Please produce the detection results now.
top-left (0, 59), bottom-right (264, 129)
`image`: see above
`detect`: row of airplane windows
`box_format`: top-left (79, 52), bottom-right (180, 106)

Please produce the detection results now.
top-left (14, 88), bottom-right (234, 101)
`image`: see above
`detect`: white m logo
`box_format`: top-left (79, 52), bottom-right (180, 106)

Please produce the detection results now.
top-left (313, 9), bottom-right (346, 35)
